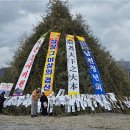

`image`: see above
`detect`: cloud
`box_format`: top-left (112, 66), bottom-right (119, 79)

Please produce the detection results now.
top-left (0, 0), bottom-right (46, 25)
top-left (0, 12), bottom-right (42, 47)
top-left (0, 46), bottom-right (14, 68)
top-left (0, 0), bottom-right (46, 67)
top-left (71, 0), bottom-right (130, 61)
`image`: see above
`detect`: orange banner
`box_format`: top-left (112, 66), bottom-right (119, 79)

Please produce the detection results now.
top-left (42, 32), bottom-right (60, 96)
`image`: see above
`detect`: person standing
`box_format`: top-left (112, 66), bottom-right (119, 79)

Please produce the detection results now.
top-left (40, 92), bottom-right (48, 116)
top-left (31, 88), bottom-right (41, 118)
top-left (0, 91), bottom-right (5, 113)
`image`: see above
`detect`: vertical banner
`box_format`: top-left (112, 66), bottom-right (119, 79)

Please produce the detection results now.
top-left (13, 33), bottom-right (47, 96)
top-left (66, 34), bottom-right (79, 95)
top-left (42, 32), bottom-right (60, 96)
top-left (77, 36), bottom-right (105, 94)
top-left (0, 83), bottom-right (13, 97)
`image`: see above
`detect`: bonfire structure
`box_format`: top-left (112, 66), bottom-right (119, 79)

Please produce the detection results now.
top-left (1, 0), bottom-right (130, 115)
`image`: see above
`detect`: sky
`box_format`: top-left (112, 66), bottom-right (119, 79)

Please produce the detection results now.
top-left (0, 0), bottom-right (130, 68)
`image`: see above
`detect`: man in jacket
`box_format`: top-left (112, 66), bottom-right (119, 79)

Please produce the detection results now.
top-left (31, 88), bottom-right (41, 118)
top-left (0, 91), bottom-right (5, 113)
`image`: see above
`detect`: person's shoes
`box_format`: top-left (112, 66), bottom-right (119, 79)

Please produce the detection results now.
top-left (31, 115), bottom-right (34, 118)
top-left (34, 115), bottom-right (38, 117)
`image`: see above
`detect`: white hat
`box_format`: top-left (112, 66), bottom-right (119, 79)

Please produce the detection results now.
top-left (37, 88), bottom-right (41, 90)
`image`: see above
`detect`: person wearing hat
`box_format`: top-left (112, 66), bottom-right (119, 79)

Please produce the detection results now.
top-left (0, 91), bottom-right (5, 113)
top-left (31, 88), bottom-right (41, 118)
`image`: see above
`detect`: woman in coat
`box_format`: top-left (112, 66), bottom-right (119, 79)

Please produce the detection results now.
top-left (40, 92), bottom-right (48, 116)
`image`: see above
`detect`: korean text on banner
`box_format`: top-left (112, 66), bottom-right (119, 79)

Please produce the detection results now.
top-left (0, 83), bottom-right (13, 97)
top-left (13, 33), bottom-right (48, 96)
top-left (76, 36), bottom-right (105, 94)
top-left (66, 34), bottom-right (79, 95)
top-left (42, 32), bottom-right (60, 96)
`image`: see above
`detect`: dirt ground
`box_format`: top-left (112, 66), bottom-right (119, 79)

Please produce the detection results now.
top-left (0, 113), bottom-right (130, 130)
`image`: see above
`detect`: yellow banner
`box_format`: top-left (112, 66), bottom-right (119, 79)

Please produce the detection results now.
top-left (42, 32), bottom-right (60, 96)
top-left (76, 36), bottom-right (85, 42)
top-left (66, 34), bottom-right (74, 41)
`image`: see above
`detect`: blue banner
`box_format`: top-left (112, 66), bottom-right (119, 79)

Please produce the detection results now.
top-left (77, 36), bottom-right (105, 94)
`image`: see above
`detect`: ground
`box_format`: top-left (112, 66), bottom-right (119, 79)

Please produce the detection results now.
top-left (0, 113), bottom-right (130, 130)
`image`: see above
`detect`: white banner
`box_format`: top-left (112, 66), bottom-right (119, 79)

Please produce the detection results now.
top-left (66, 34), bottom-right (79, 95)
top-left (0, 83), bottom-right (13, 97)
top-left (13, 33), bottom-right (47, 96)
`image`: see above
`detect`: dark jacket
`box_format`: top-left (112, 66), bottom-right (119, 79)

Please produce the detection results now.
top-left (0, 93), bottom-right (5, 104)
top-left (40, 95), bottom-right (48, 108)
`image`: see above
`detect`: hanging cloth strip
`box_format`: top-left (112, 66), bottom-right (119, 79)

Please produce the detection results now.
top-left (66, 34), bottom-right (80, 95)
top-left (42, 32), bottom-right (60, 96)
top-left (76, 36), bottom-right (105, 94)
top-left (13, 32), bottom-right (48, 96)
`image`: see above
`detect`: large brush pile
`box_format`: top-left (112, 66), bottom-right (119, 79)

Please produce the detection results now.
top-left (1, 0), bottom-right (130, 115)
